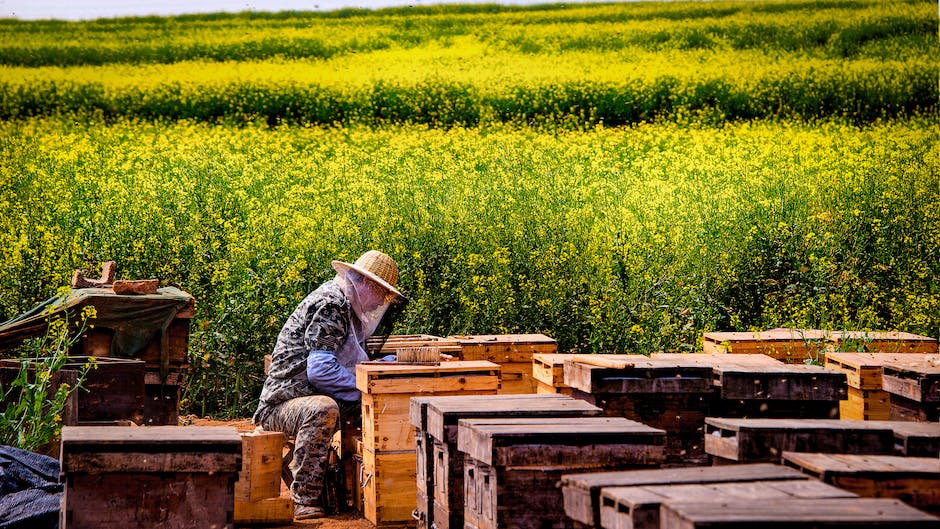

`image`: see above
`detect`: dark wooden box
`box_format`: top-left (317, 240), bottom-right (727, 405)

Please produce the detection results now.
top-left (60, 425), bottom-right (242, 529)
top-left (659, 498), bottom-right (939, 529)
top-left (561, 463), bottom-right (809, 529)
top-left (1, 356), bottom-right (146, 424)
top-left (0, 364), bottom-right (80, 427)
top-left (883, 356), bottom-right (940, 422)
top-left (564, 355), bottom-right (714, 466)
top-left (704, 418), bottom-right (897, 463)
top-left (709, 362), bottom-right (847, 419)
top-left (458, 416), bottom-right (665, 529)
top-left (783, 451), bottom-right (940, 513)
top-left (410, 394), bottom-right (602, 529)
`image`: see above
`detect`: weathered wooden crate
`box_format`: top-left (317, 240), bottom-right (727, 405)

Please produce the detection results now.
top-left (356, 361), bottom-right (500, 527)
top-left (459, 416), bottom-right (665, 529)
top-left (825, 352), bottom-right (929, 421)
top-left (782, 452), bottom-right (940, 513)
top-left (709, 361), bottom-right (846, 419)
top-left (864, 420), bottom-right (940, 457)
top-left (882, 355), bottom-right (940, 421)
top-left (532, 353), bottom-right (581, 395)
top-left (830, 330), bottom-right (938, 355)
top-left (565, 355), bottom-right (714, 465)
top-left (412, 394), bottom-right (602, 529)
top-left (599, 477), bottom-right (856, 529)
top-left (60, 425), bottom-right (242, 529)
top-left (448, 334), bottom-right (557, 394)
top-left (562, 463), bottom-right (808, 529)
top-left (702, 328), bottom-right (830, 363)
top-left (659, 498), bottom-right (938, 529)
top-left (235, 430), bottom-right (284, 503)
top-left (0, 356), bottom-right (145, 424)
top-left (704, 418), bottom-right (897, 463)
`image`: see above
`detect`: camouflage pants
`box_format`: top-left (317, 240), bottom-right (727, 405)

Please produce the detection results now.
top-left (259, 395), bottom-right (340, 507)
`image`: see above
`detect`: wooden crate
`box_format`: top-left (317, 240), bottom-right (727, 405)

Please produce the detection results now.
top-left (565, 355), bottom-right (714, 465)
top-left (825, 352), bottom-right (931, 421)
top-left (864, 420), bottom-right (940, 457)
top-left (782, 452), bottom-right (940, 513)
top-left (704, 418), bottom-right (897, 463)
top-left (414, 394), bottom-right (601, 529)
top-left (709, 361), bottom-right (846, 419)
top-left (357, 361), bottom-right (500, 527)
top-left (532, 353), bottom-right (581, 395)
top-left (600, 477), bottom-right (855, 529)
top-left (659, 498), bottom-right (938, 529)
top-left (235, 431), bottom-right (284, 503)
top-left (562, 463), bottom-right (808, 528)
top-left (702, 328), bottom-right (830, 363)
top-left (458, 416), bottom-right (665, 529)
top-left (448, 334), bottom-right (557, 394)
top-left (60, 425), bottom-right (241, 529)
top-left (882, 356), bottom-right (940, 421)
top-left (830, 331), bottom-right (938, 355)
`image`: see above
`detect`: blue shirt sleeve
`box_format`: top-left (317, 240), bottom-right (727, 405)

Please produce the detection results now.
top-left (306, 350), bottom-right (361, 402)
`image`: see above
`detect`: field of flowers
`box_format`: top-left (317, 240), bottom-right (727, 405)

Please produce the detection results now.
top-left (0, 0), bottom-right (937, 416)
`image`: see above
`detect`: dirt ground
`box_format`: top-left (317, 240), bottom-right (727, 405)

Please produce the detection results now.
top-left (185, 416), bottom-right (377, 529)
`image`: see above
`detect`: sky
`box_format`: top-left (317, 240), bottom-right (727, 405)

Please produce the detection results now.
top-left (0, 0), bottom-right (621, 20)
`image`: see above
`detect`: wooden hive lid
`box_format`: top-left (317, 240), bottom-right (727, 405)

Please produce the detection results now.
top-left (563, 462), bottom-right (807, 490)
top-left (355, 360), bottom-right (500, 394)
top-left (457, 416), bottom-right (665, 465)
top-left (424, 394), bottom-right (602, 442)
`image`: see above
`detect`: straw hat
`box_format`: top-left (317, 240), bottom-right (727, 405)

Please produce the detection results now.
top-left (332, 250), bottom-right (403, 298)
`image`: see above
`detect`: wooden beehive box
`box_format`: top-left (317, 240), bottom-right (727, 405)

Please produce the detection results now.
top-left (373, 334), bottom-right (463, 357)
top-left (830, 330), bottom-right (938, 355)
top-left (562, 463), bottom-right (809, 529)
top-left (233, 430), bottom-right (290, 525)
top-left (564, 355), bottom-right (714, 466)
top-left (0, 356), bottom-right (146, 425)
top-left (782, 452), bottom-right (940, 514)
top-left (532, 353), bottom-right (580, 395)
top-left (458, 416), bottom-right (665, 529)
top-left (448, 334), bottom-right (557, 394)
top-left (658, 498), bottom-right (938, 529)
top-left (704, 418), bottom-right (897, 464)
top-left (824, 352), bottom-right (920, 421)
top-left (870, 420), bottom-right (940, 457)
top-left (702, 328), bottom-right (830, 363)
top-left (356, 361), bottom-right (500, 527)
top-left (60, 425), bottom-right (241, 529)
top-left (599, 477), bottom-right (856, 529)
top-left (882, 355), bottom-right (940, 422)
top-left (412, 394), bottom-right (602, 529)
top-left (708, 360), bottom-right (847, 419)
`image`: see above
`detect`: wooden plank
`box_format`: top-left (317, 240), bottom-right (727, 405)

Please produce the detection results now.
top-left (234, 496), bottom-right (293, 524)
top-left (660, 498), bottom-right (938, 529)
top-left (62, 451), bottom-right (240, 474)
top-left (781, 452), bottom-right (940, 512)
top-left (561, 463), bottom-right (809, 527)
top-left (61, 425), bottom-right (242, 446)
top-left (601, 479), bottom-right (855, 529)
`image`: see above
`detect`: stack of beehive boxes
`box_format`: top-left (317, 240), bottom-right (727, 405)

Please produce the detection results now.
top-left (356, 361), bottom-right (500, 527)
top-left (234, 430), bottom-right (292, 524)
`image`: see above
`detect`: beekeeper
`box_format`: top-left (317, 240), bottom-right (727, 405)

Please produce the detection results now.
top-left (253, 250), bottom-right (406, 520)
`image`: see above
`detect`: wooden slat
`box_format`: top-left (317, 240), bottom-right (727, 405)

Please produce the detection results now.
top-left (355, 360), bottom-right (500, 394)
top-left (234, 496), bottom-right (293, 524)
top-left (660, 498), bottom-right (938, 528)
top-left (235, 431), bottom-right (284, 502)
top-left (61, 425), bottom-right (242, 446)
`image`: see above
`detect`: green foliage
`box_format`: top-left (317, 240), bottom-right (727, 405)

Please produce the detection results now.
top-left (0, 306), bottom-right (95, 452)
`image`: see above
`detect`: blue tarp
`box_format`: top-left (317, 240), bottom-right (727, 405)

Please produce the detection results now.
top-left (0, 445), bottom-right (61, 529)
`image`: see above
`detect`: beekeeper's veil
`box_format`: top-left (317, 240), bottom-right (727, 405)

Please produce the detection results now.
top-left (332, 250), bottom-right (408, 357)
